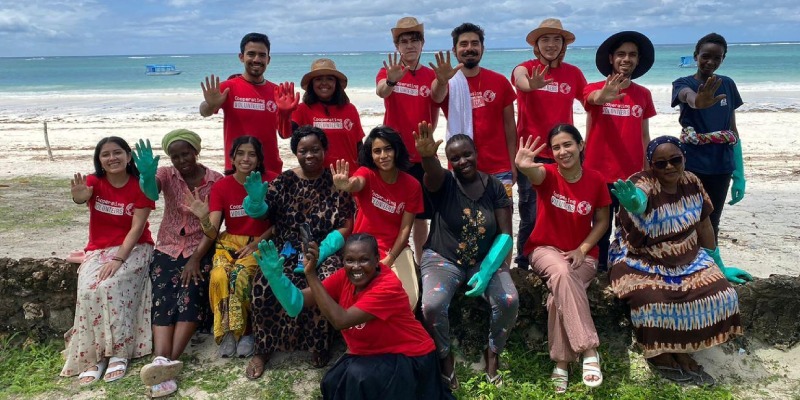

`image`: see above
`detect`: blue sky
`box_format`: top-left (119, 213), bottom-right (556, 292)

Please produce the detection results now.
top-left (2, 1), bottom-right (799, 57)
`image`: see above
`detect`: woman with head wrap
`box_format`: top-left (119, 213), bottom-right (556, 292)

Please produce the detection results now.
top-left (608, 135), bottom-right (752, 386)
top-left (132, 129), bottom-right (224, 397)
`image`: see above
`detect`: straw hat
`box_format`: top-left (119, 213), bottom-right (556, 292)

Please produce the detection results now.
top-left (595, 31), bottom-right (655, 80)
top-left (525, 18), bottom-right (575, 47)
top-left (391, 16), bottom-right (424, 42)
top-left (300, 58), bottom-right (348, 90)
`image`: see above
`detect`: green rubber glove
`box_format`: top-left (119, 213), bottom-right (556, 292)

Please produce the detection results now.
top-left (611, 179), bottom-right (648, 215)
top-left (132, 139), bottom-right (160, 201)
top-left (466, 233), bottom-right (512, 297)
top-left (729, 140), bottom-right (746, 205)
top-left (242, 171), bottom-right (269, 218)
top-left (703, 246), bottom-right (753, 284)
top-left (293, 230), bottom-right (346, 274)
top-left (254, 240), bottom-right (304, 317)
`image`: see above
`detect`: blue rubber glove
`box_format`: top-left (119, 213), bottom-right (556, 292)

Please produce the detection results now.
top-left (242, 171), bottom-right (269, 218)
top-left (132, 139), bottom-right (160, 201)
top-left (703, 246), bottom-right (753, 284)
top-left (254, 240), bottom-right (304, 317)
top-left (729, 141), bottom-right (746, 205)
top-left (611, 179), bottom-right (647, 215)
top-left (294, 230), bottom-right (345, 274)
top-left (466, 233), bottom-right (512, 297)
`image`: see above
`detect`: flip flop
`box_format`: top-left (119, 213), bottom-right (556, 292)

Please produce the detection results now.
top-left (149, 379), bottom-right (178, 398)
top-left (441, 369), bottom-right (459, 391)
top-left (140, 356), bottom-right (183, 386)
top-left (647, 361), bottom-right (693, 383)
top-left (686, 366), bottom-right (716, 386)
top-left (78, 359), bottom-right (108, 386)
top-left (103, 357), bottom-right (128, 383)
top-left (486, 372), bottom-right (503, 387)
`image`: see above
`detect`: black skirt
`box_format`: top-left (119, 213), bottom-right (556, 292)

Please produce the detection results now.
top-left (149, 249), bottom-right (213, 326)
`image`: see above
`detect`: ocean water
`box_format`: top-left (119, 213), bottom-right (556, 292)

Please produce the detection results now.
top-left (1, 42), bottom-right (799, 115)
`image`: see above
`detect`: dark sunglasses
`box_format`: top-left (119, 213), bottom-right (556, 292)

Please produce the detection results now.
top-left (652, 156), bottom-right (684, 170)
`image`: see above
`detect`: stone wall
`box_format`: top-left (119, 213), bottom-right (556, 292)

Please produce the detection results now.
top-left (1, 257), bottom-right (798, 350)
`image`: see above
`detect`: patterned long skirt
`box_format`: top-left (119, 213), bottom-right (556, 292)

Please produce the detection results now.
top-left (209, 232), bottom-right (258, 343)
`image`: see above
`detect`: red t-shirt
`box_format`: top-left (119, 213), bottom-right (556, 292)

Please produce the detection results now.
top-left (322, 267), bottom-right (435, 357)
top-left (523, 164), bottom-right (611, 258)
top-left (208, 173), bottom-right (274, 237)
top-left (583, 81), bottom-right (656, 183)
top-left (442, 68), bottom-right (517, 174)
top-left (292, 102), bottom-right (364, 169)
top-left (376, 67), bottom-right (438, 163)
top-left (85, 174), bottom-right (155, 251)
top-left (219, 76), bottom-right (282, 175)
top-left (512, 60), bottom-right (586, 159)
top-left (351, 167), bottom-right (423, 259)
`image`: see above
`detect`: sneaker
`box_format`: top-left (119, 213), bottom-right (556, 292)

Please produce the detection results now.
top-left (237, 335), bottom-right (255, 358)
top-left (218, 332), bottom-right (237, 358)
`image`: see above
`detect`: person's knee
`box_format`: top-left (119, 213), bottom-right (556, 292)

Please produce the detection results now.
top-left (209, 265), bottom-right (228, 286)
top-left (420, 293), bottom-right (449, 322)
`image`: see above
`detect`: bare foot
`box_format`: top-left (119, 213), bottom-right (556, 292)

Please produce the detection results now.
top-left (648, 353), bottom-right (680, 369)
top-left (673, 353), bottom-right (701, 373)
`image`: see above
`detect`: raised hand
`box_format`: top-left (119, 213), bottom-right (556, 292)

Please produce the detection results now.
top-left (611, 179), bottom-right (647, 214)
top-left (254, 240), bottom-right (285, 280)
top-left (330, 159), bottom-right (351, 191)
top-left (596, 73), bottom-right (629, 104)
top-left (275, 81), bottom-right (300, 114)
top-left (201, 74), bottom-right (229, 109)
top-left (514, 136), bottom-right (547, 172)
top-left (244, 171), bottom-right (269, 201)
top-left (694, 75), bottom-right (727, 109)
top-left (183, 187), bottom-right (209, 219)
top-left (383, 52), bottom-right (408, 83)
top-left (413, 121), bottom-right (443, 158)
top-left (525, 65), bottom-right (554, 90)
top-left (429, 51), bottom-right (463, 84)
top-left (132, 139), bottom-right (159, 174)
top-left (303, 241), bottom-right (320, 276)
top-left (70, 172), bottom-right (93, 202)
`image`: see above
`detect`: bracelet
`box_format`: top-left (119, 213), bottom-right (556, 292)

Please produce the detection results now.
top-left (385, 79), bottom-right (397, 87)
top-left (112, 256), bottom-right (124, 262)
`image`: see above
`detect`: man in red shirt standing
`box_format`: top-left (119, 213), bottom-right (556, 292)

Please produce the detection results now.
top-left (511, 18), bottom-right (587, 269)
top-left (583, 31), bottom-right (656, 270)
top-left (199, 32), bottom-right (293, 176)
top-left (376, 17), bottom-right (439, 262)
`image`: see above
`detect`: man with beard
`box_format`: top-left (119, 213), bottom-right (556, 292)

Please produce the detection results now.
top-left (582, 31), bottom-right (656, 270)
top-left (511, 18), bottom-right (587, 269)
top-left (199, 32), bottom-right (294, 176)
top-left (431, 22), bottom-right (517, 199)
top-left (376, 17), bottom-right (439, 262)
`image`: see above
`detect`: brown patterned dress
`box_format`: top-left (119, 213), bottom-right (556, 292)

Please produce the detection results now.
top-left (608, 170), bottom-right (742, 358)
top-left (251, 169), bottom-right (355, 355)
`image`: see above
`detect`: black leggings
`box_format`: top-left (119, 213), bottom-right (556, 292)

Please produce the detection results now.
top-left (692, 171), bottom-right (732, 243)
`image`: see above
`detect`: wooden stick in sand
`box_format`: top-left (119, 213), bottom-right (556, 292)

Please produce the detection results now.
top-left (43, 121), bottom-right (54, 161)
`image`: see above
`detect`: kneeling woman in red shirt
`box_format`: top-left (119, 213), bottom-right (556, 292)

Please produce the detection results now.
top-left (515, 124), bottom-right (610, 393)
top-left (254, 233), bottom-right (454, 399)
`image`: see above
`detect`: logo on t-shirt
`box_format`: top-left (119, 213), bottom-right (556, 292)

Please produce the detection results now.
top-left (343, 119), bottom-right (354, 131)
top-left (233, 96), bottom-right (266, 111)
top-left (313, 118), bottom-right (344, 130)
top-left (94, 197), bottom-right (125, 216)
top-left (124, 203), bottom-right (135, 216)
top-left (483, 90), bottom-right (496, 103)
top-left (559, 82), bottom-right (572, 94)
top-left (266, 100), bottom-right (277, 113)
top-left (540, 82), bottom-right (559, 93)
top-left (550, 192), bottom-right (576, 213)
top-left (601, 103), bottom-right (631, 117)
top-left (576, 201), bottom-right (592, 216)
top-left (631, 105), bottom-right (643, 118)
top-left (720, 99), bottom-right (728, 107)
top-left (371, 191), bottom-right (400, 214)
top-left (349, 322), bottom-right (367, 330)
top-left (229, 204), bottom-right (247, 218)
top-left (419, 85), bottom-right (431, 97)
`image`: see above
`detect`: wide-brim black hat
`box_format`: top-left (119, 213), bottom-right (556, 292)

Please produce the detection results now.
top-left (595, 31), bottom-right (654, 80)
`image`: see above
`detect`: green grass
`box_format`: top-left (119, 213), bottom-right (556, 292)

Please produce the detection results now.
top-left (0, 333), bottom-right (68, 398)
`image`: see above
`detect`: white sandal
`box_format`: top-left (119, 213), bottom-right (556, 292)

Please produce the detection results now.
top-left (551, 366), bottom-right (569, 393)
top-left (103, 356), bottom-right (128, 383)
top-left (78, 359), bottom-right (108, 386)
top-left (149, 379), bottom-right (178, 398)
top-left (582, 353), bottom-right (603, 388)
top-left (140, 356), bottom-right (184, 386)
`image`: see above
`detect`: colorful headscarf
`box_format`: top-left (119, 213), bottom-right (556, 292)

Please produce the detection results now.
top-left (646, 135), bottom-right (685, 163)
top-left (162, 129), bottom-right (201, 155)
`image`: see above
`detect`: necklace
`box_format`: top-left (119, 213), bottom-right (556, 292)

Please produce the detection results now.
top-left (558, 167), bottom-right (582, 183)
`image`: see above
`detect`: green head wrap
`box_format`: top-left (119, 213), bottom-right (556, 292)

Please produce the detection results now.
top-left (162, 129), bottom-right (201, 155)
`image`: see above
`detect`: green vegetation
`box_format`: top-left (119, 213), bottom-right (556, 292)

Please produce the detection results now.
top-left (0, 177), bottom-right (80, 231)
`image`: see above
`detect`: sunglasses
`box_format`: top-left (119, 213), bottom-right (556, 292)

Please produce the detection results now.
top-left (652, 156), bottom-right (684, 170)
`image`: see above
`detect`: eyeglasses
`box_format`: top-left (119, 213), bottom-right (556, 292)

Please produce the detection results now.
top-left (652, 156), bottom-right (684, 169)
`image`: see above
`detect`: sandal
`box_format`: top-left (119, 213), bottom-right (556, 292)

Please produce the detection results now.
top-left (441, 369), bottom-right (459, 391)
top-left (78, 359), bottom-right (108, 386)
top-left (483, 348), bottom-right (502, 387)
top-left (149, 379), bottom-right (178, 398)
top-left (140, 356), bottom-right (183, 386)
top-left (647, 361), bottom-right (693, 382)
top-left (103, 357), bottom-right (128, 383)
top-left (246, 354), bottom-right (269, 380)
top-left (486, 372), bottom-right (503, 387)
top-left (551, 366), bottom-right (569, 394)
top-left (685, 366), bottom-right (716, 386)
top-left (582, 353), bottom-right (603, 388)
top-left (310, 350), bottom-right (330, 368)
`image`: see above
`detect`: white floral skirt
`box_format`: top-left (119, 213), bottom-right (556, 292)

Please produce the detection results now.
top-left (60, 243), bottom-right (154, 376)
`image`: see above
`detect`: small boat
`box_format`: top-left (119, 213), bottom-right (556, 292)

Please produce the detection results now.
top-left (678, 56), bottom-right (695, 68)
top-left (145, 64), bottom-right (182, 76)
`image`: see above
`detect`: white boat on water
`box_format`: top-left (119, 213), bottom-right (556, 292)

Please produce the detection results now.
top-left (146, 64), bottom-right (182, 76)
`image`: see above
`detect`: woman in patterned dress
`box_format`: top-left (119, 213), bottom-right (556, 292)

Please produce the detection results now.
top-left (609, 135), bottom-right (752, 385)
top-left (244, 125), bottom-right (355, 379)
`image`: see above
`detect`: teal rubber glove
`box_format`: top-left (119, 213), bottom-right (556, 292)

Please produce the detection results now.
top-left (729, 141), bottom-right (746, 205)
top-left (294, 230), bottom-right (345, 273)
top-left (703, 246), bottom-right (753, 284)
top-left (242, 171), bottom-right (269, 218)
top-left (466, 233), bottom-right (512, 297)
top-left (254, 240), bottom-right (304, 317)
top-left (611, 179), bottom-right (647, 215)
top-left (132, 139), bottom-right (160, 201)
